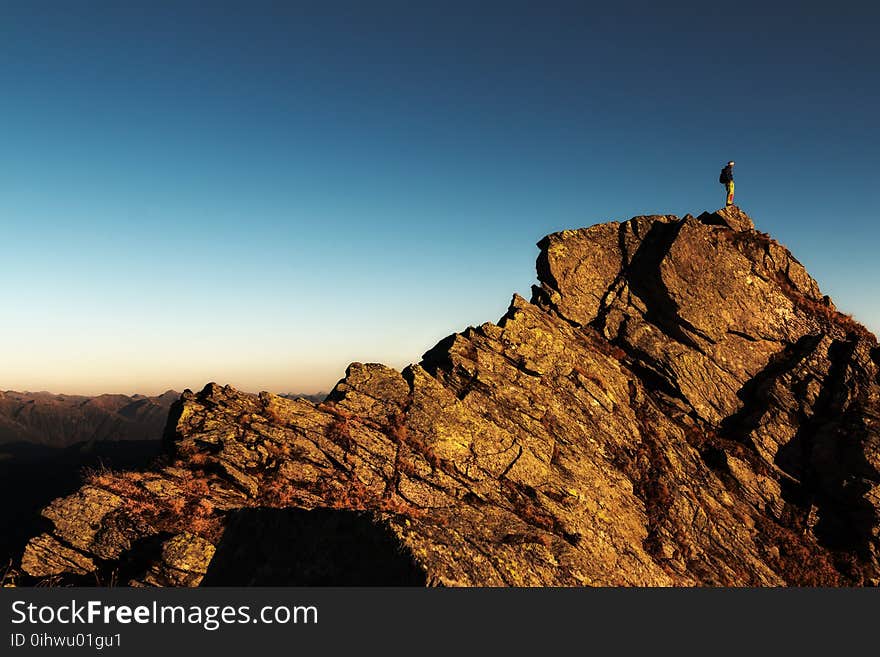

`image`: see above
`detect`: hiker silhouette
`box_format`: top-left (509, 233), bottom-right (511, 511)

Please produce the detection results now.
top-left (719, 161), bottom-right (735, 206)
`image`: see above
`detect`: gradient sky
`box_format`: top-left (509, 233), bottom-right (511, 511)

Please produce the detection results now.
top-left (1, 1), bottom-right (878, 395)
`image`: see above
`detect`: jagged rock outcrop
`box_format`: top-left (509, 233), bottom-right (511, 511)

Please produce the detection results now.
top-left (17, 207), bottom-right (880, 586)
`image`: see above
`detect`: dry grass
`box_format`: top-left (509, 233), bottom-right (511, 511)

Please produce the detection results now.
top-left (92, 569), bottom-right (120, 587)
top-left (257, 467), bottom-right (429, 521)
top-left (609, 400), bottom-right (677, 559)
top-left (774, 272), bottom-right (874, 341)
top-left (716, 230), bottom-right (871, 339)
top-left (517, 501), bottom-right (558, 532)
top-left (718, 226), bottom-right (773, 249)
top-left (756, 514), bottom-right (848, 586)
top-left (186, 451), bottom-right (214, 467)
top-left (35, 574), bottom-right (64, 587)
top-left (539, 412), bottom-right (565, 442)
top-left (263, 406), bottom-right (283, 425)
top-left (1, 559), bottom-right (17, 588)
top-left (501, 532), bottom-right (553, 548)
top-left (387, 411), bottom-right (442, 471)
top-left (320, 403), bottom-right (371, 454)
top-left (258, 474), bottom-right (306, 507)
top-left (585, 330), bottom-right (628, 361)
top-left (327, 415), bottom-right (354, 452)
top-left (263, 441), bottom-right (292, 462)
top-left (83, 466), bottom-right (223, 543)
top-left (501, 480), bottom-right (559, 534)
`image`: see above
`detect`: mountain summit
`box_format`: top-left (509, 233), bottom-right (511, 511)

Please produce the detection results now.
top-left (18, 207), bottom-right (880, 586)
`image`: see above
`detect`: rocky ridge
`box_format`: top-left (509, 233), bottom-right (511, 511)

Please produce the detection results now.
top-left (16, 207), bottom-right (880, 586)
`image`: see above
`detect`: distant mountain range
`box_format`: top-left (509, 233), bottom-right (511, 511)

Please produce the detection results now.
top-left (0, 389), bottom-right (178, 572)
top-left (0, 390), bottom-right (180, 447)
top-left (280, 392), bottom-right (328, 404)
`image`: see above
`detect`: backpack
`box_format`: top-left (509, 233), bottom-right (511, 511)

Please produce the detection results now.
top-left (719, 167), bottom-right (731, 184)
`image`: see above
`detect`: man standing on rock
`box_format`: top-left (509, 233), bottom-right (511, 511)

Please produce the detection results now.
top-left (719, 161), bottom-right (735, 206)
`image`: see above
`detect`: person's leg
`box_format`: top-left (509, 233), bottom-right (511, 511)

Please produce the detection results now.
top-left (726, 181), bottom-right (735, 206)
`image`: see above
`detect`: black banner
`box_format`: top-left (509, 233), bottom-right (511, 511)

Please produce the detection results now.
top-left (0, 587), bottom-right (874, 655)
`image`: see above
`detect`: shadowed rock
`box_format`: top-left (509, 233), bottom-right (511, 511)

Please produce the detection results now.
top-left (202, 508), bottom-right (426, 586)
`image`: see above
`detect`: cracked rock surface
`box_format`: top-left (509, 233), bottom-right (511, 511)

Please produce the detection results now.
top-left (19, 207), bottom-right (880, 586)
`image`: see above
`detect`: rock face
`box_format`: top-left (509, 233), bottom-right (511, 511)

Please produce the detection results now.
top-left (17, 207), bottom-right (880, 586)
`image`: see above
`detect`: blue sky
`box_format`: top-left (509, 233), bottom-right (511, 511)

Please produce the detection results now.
top-left (1, 1), bottom-right (878, 395)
